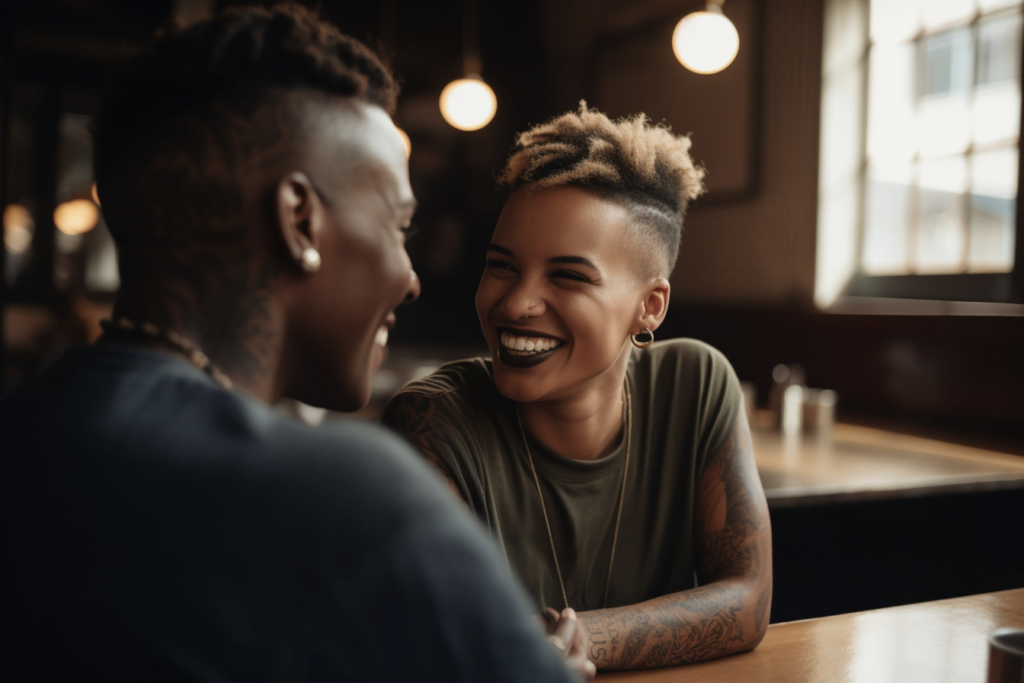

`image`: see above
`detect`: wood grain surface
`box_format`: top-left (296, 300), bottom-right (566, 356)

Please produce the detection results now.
top-left (598, 588), bottom-right (1024, 683)
top-left (752, 419), bottom-right (1024, 508)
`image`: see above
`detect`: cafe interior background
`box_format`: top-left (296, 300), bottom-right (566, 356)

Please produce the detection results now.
top-left (2, 0), bottom-right (1022, 625)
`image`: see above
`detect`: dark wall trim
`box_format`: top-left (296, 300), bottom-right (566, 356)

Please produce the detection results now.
top-left (844, 272), bottom-right (1019, 303)
top-left (661, 306), bottom-right (1024, 439)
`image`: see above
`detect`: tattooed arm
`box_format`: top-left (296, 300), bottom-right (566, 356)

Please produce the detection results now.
top-left (578, 410), bottom-right (773, 670)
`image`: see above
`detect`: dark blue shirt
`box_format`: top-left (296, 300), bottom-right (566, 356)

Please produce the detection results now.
top-left (2, 345), bottom-right (577, 682)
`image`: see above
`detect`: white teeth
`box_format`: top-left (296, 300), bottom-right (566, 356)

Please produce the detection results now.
top-left (499, 332), bottom-right (562, 355)
top-left (375, 328), bottom-right (389, 347)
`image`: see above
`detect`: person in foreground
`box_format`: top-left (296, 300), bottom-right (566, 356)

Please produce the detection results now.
top-left (0, 6), bottom-right (592, 681)
top-left (383, 104), bottom-right (773, 671)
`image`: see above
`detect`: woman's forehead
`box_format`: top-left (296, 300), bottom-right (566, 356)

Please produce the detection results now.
top-left (494, 185), bottom-right (632, 258)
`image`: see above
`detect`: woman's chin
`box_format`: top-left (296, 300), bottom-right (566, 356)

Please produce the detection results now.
top-left (493, 371), bottom-right (549, 404)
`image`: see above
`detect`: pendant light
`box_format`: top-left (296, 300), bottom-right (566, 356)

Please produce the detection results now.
top-left (54, 199), bottom-right (99, 235)
top-left (439, 0), bottom-right (497, 131)
top-left (672, 1), bottom-right (740, 75)
top-left (395, 125), bottom-right (412, 158)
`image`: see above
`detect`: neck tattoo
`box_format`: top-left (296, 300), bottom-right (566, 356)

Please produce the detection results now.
top-left (515, 381), bottom-right (632, 610)
top-left (100, 316), bottom-right (233, 390)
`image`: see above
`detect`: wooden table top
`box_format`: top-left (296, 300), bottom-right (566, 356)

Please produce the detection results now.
top-left (752, 420), bottom-right (1024, 508)
top-left (599, 588), bottom-right (1024, 683)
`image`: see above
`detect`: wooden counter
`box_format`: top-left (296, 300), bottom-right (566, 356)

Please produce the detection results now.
top-left (599, 588), bottom-right (1024, 683)
top-left (753, 421), bottom-right (1024, 509)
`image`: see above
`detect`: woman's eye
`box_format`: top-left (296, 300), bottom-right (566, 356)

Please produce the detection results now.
top-left (553, 270), bottom-right (589, 283)
top-left (486, 259), bottom-right (516, 272)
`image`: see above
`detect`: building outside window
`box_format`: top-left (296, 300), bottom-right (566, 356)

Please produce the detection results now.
top-left (817, 0), bottom-right (1024, 308)
top-left (863, 0), bottom-right (1021, 276)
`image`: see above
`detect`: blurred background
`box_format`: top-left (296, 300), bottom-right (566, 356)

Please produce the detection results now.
top-left (2, 0), bottom-right (1023, 622)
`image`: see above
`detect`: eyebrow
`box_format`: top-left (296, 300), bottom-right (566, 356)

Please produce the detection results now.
top-left (487, 244), bottom-right (600, 272)
top-left (549, 255), bottom-right (599, 270)
top-left (487, 244), bottom-right (515, 257)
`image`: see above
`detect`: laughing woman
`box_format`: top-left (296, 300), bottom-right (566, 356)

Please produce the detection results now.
top-left (382, 104), bottom-right (772, 671)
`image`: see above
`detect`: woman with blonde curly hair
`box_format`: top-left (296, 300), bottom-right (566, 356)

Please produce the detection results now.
top-left (383, 103), bottom-right (772, 671)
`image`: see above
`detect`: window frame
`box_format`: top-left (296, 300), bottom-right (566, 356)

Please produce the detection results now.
top-left (840, 2), bottom-right (1024, 305)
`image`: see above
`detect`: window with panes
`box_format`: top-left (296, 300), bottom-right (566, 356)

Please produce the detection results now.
top-left (861, 0), bottom-right (1021, 282)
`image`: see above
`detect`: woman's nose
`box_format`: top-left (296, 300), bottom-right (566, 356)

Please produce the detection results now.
top-left (403, 270), bottom-right (421, 304)
top-left (499, 279), bottom-right (544, 319)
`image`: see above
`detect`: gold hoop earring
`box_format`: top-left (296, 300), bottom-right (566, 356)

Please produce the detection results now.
top-left (300, 247), bottom-right (321, 274)
top-left (632, 328), bottom-right (653, 348)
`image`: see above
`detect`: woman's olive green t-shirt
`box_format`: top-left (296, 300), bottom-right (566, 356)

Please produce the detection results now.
top-left (382, 339), bottom-right (742, 612)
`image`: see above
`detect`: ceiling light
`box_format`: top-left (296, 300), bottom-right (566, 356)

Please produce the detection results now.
top-left (440, 75), bottom-right (497, 131)
top-left (395, 126), bottom-right (412, 158)
top-left (4, 204), bottom-right (34, 253)
top-left (440, 0), bottom-right (497, 131)
top-left (672, 2), bottom-right (740, 75)
top-left (54, 199), bottom-right (99, 235)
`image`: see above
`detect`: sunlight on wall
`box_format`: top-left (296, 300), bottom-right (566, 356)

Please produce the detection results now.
top-left (815, 0), bottom-right (868, 308)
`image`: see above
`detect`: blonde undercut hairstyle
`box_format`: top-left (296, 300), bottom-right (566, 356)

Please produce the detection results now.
top-left (498, 102), bottom-right (705, 277)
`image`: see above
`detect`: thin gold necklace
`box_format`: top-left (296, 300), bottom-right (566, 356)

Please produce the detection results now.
top-left (515, 381), bottom-right (632, 610)
top-left (100, 317), bottom-right (233, 390)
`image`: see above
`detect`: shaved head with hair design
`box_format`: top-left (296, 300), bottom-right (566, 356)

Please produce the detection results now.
top-left (93, 3), bottom-right (420, 410)
top-left (498, 102), bottom-right (705, 277)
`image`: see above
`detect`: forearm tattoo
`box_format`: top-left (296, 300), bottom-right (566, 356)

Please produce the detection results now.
top-left (579, 419), bottom-right (772, 670)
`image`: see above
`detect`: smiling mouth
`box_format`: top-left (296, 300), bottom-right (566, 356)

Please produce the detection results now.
top-left (375, 313), bottom-right (396, 356)
top-left (500, 330), bottom-right (564, 355)
top-left (497, 328), bottom-right (564, 368)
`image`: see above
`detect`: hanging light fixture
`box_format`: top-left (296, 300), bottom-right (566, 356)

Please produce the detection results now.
top-left (672, 1), bottom-right (740, 75)
top-left (440, 0), bottom-right (497, 131)
top-left (54, 198), bottom-right (99, 235)
top-left (440, 75), bottom-right (496, 132)
top-left (395, 125), bottom-right (412, 158)
top-left (4, 204), bottom-right (34, 253)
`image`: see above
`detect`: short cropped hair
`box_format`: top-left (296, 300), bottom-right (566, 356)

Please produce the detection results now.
top-left (91, 4), bottom-right (398, 376)
top-left (498, 102), bottom-right (704, 276)
top-left (94, 2), bottom-right (397, 205)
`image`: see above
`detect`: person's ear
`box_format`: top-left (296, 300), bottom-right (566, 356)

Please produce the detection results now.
top-left (275, 172), bottom-right (325, 274)
top-left (638, 278), bottom-right (671, 333)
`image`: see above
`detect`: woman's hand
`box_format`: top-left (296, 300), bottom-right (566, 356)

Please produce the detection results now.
top-left (538, 607), bottom-right (596, 681)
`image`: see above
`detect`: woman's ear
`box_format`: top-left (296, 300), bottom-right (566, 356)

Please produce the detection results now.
top-left (639, 278), bottom-right (671, 332)
top-left (275, 172), bottom-right (324, 265)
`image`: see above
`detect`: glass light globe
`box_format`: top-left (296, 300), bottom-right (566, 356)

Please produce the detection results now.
top-left (672, 9), bottom-right (740, 75)
top-left (4, 203), bottom-right (34, 253)
top-left (395, 126), bottom-right (412, 158)
top-left (439, 76), bottom-right (497, 131)
top-left (54, 199), bottom-right (99, 235)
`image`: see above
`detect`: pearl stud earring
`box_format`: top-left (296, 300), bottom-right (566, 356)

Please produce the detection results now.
top-left (300, 247), bottom-right (321, 274)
